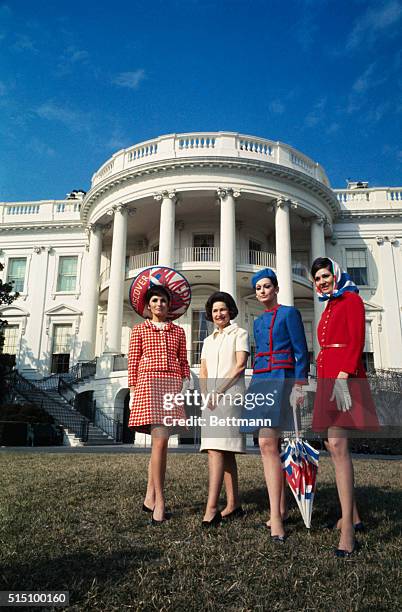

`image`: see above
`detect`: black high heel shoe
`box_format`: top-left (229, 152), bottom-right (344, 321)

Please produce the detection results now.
top-left (221, 507), bottom-right (246, 522)
top-left (143, 504), bottom-right (172, 520)
top-left (149, 512), bottom-right (167, 526)
top-left (334, 544), bottom-right (357, 558)
top-left (270, 534), bottom-right (286, 544)
top-left (202, 512), bottom-right (222, 528)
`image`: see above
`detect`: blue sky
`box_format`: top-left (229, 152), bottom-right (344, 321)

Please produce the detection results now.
top-left (1, 0), bottom-right (401, 201)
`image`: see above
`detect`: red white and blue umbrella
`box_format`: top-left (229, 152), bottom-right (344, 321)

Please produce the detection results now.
top-left (280, 407), bottom-right (320, 528)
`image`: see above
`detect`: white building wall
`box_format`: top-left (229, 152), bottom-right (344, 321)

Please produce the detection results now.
top-left (1, 134), bottom-right (401, 423)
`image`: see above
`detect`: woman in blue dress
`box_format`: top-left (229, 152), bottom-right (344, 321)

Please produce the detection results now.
top-left (240, 268), bottom-right (309, 541)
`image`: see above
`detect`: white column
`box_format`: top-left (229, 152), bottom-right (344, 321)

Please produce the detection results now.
top-left (377, 236), bottom-right (402, 368)
top-left (310, 217), bottom-right (326, 359)
top-left (79, 224), bottom-right (103, 360)
top-left (155, 190), bottom-right (176, 267)
top-left (218, 187), bottom-right (238, 298)
top-left (104, 204), bottom-right (128, 353)
top-left (275, 198), bottom-right (293, 305)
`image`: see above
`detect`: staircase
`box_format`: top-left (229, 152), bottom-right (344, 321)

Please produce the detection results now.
top-left (11, 371), bottom-right (119, 445)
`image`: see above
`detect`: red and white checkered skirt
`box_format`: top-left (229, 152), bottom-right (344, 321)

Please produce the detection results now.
top-left (128, 371), bottom-right (186, 433)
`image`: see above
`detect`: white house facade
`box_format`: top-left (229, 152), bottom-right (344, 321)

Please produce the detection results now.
top-left (1, 132), bottom-right (401, 443)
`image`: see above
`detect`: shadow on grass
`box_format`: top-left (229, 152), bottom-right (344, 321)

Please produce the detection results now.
top-left (241, 484), bottom-right (402, 536)
top-left (1, 547), bottom-right (161, 601)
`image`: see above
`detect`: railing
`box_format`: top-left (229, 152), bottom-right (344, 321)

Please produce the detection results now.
top-left (113, 355), bottom-right (128, 371)
top-left (292, 262), bottom-right (309, 279)
top-left (178, 247), bottom-right (220, 262)
top-left (90, 132), bottom-right (330, 187)
top-left (178, 135), bottom-right (216, 150)
top-left (68, 359), bottom-right (97, 383)
top-left (58, 377), bottom-right (76, 405)
top-left (334, 187), bottom-right (402, 205)
top-left (387, 190), bottom-right (402, 201)
top-left (94, 408), bottom-right (123, 443)
top-left (238, 137), bottom-right (273, 156)
top-left (98, 250), bottom-right (310, 287)
top-left (6, 204), bottom-right (40, 215)
top-left (127, 251), bottom-right (159, 271)
top-left (11, 371), bottom-right (89, 441)
top-left (236, 250), bottom-right (276, 268)
top-left (0, 200), bottom-right (82, 224)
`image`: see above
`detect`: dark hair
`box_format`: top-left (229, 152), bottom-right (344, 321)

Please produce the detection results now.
top-left (311, 257), bottom-right (333, 279)
top-left (145, 285), bottom-right (171, 306)
top-left (205, 291), bottom-right (238, 322)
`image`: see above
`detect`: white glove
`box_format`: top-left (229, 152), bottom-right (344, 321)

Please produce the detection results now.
top-left (129, 389), bottom-right (135, 410)
top-left (289, 385), bottom-right (305, 410)
top-left (181, 378), bottom-right (191, 394)
top-left (330, 378), bottom-right (352, 412)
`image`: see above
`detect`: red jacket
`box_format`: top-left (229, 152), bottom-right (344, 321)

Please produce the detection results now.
top-left (128, 319), bottom-right (190, 388)
top-left (316, 291), bottom-right (366, 378)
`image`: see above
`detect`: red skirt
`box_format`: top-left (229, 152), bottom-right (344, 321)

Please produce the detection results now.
top-left (128, 372), bottom-right (186, 433)
top-left (312, 376), bottom-right (379, 432)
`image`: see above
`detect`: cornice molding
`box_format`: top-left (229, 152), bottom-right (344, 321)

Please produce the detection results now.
top-left (81, 157), bottom-right (339, 222)
top-left (0, 222), bottom-right (84, 233)
top-left (336, 209), bottom-right (402, 220)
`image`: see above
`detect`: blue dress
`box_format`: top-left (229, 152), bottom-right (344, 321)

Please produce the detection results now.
top-left (240, 305), bottom-right (309, 433)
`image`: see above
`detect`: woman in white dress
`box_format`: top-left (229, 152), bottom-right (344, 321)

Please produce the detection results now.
top-left (199, 292), bottom-right (250, 527)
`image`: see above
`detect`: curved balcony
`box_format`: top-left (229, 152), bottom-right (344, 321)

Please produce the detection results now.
top-left (98, 249), bottom-right (310, 291)
top-left (91, 132), bottom-right (330, 189)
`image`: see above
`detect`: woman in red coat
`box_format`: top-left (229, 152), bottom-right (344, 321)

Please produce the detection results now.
top-left (311, 257), bottom-right (378, 557)
top-left (128, 285), bottom-right (190, 524)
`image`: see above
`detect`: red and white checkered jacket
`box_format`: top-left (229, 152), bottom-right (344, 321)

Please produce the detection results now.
top-left (127, 319), bottom-right (190, 388)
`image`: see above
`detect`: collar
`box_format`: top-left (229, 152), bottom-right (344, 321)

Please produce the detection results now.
top-left (212, 322), bottom-right (239, 337)
top-left (144, 319), bottom-right (173, 331)
top-left (264, 304), bottom-right (280, 313)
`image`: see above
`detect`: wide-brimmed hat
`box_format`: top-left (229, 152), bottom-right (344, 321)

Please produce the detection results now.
top-left (128, 266), bottom-right (191, 320)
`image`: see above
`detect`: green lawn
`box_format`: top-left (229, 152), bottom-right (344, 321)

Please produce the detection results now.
top-left (0, 453), bottom-right (401, 611)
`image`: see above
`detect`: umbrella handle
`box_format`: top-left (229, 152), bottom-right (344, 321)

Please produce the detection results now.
top-left (292, 404), bottom-right (300, 439)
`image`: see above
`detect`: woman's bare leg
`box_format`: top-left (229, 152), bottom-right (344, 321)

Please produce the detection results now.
top-left (324, 440), bottom-right (361, 528)
top-left (327, 430), bottom-right (355, 551)
top-left (266, 474), bottom-right (288, 527)
top-left (259, 428), bottom-right (285, 538)
top-left (150, 426), bottom-right (169, 521)
top-left (203, 450), bottom-right (225, 521)
top-left (143, 457), bottom-right (155, 510)
top-left (221, 453), bottom-right (240, 516)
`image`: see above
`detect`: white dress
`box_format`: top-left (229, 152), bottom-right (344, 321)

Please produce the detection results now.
top-left (199, 323), bottom-right (250, 453)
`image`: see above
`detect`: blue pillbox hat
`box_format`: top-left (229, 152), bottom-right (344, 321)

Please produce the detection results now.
top-left (251, 268), bottom-right (277, 289)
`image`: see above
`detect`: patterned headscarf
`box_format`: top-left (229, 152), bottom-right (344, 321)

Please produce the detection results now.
top-left (314, 258), bottom-right (359, 302)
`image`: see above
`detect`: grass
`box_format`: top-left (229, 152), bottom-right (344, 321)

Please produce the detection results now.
top-left (0, 453), bottom-right (401, 612)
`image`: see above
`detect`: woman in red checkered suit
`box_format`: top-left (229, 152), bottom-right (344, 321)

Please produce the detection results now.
top-left (128, 285), bottom-right (190, 524)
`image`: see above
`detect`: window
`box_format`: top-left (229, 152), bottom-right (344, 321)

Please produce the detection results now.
top-left (2, 324), bottom-right (19, 355)
top-left (193, 234), bottom-right (214, 261)
top-left (57, 256), bottom-right (78, 291)
top-left (191, 310), bottom-right (211, 365)
top-left (363, 320), bottom-right (375, 372)
top-left (51, 324), bottom-right (72, 373)
top-left (7, 258), bottom-right (26, 293)
top-left (249, 239), bottom-right (262, 265)
top-left (346, 249), bottom-right (368, 285)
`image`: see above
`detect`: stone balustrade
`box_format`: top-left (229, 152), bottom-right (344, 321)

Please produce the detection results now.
top-left (334, 187), bottom-right (402, 208)
top-left (91, 132), bottom-right (330, 187)
top-left (98, 249), bottom-right (309, 290)
top-left (0, 200), bottom-right (82, 224)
